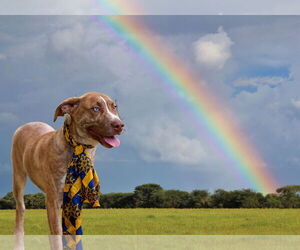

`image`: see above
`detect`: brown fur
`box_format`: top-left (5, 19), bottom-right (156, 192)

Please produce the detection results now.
top-left (11, 92), bottom-right (124, 250)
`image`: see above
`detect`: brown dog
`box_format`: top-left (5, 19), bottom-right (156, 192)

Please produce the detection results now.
top-left (11, 92), bottom-right (124, 249)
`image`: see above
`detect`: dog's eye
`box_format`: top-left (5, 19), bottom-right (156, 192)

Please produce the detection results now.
top-left (91, 107), bottom-right (101, 112)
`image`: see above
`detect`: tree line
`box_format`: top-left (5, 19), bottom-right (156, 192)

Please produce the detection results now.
top-left (1, 184), bottom-right (300, 209)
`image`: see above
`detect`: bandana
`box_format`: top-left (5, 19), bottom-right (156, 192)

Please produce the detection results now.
top-left (62, 121), bottom-right (100, 248)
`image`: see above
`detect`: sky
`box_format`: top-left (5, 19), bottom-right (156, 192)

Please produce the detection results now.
top-left (1, 0), bottom-right (300, 14)
top-left (1, 15), bottom-right (300, 196)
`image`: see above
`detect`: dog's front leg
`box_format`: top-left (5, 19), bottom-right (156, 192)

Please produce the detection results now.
top-left (46, 193), bottom-right (63, 250)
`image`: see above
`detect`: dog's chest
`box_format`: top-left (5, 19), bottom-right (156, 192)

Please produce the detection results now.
top-left (54, 148), bottom-right (96, 186)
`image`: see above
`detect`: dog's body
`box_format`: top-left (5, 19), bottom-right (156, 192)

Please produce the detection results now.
top-left (11, 92), bottom-right (124, 249)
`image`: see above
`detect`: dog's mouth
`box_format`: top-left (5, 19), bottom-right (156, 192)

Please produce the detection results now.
top-left (87, 128), bottom-right (120, 148)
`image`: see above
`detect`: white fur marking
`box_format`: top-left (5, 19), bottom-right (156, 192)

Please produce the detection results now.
top-left (60, 174), bottom-right (66, 184)
top-left (99, 96), bottom-right (120, 121)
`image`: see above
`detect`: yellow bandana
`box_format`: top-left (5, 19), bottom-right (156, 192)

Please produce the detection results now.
top-left (62, 121), bottom-right (100, 240)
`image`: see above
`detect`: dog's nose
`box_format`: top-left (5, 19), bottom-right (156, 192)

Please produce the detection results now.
top-left (111, 120), bottom-right (124, 131)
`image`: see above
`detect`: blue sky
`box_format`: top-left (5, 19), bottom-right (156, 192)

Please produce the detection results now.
top-left (1, 15), bottom-right (300, 196)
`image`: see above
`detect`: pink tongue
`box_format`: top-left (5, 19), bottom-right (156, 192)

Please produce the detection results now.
top-left (103, 136), bottom-right (120, 147)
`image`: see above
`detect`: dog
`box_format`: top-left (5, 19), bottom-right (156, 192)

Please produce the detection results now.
top-left (11, 92), bottom-right (124, 249)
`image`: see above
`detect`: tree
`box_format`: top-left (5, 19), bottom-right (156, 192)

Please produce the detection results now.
top-left (264, 194), bottom-right (282, 208)
top-left (276, 185), bottom-right (300, 195)
top-left (100, 193), bottom-right (135, 208)
top-left (24, 193), bottom-right (45, 209)
top-left (162, 190), bottom-right (190, 208)
top-left (239, 190), bottom-right (264, 208)
top-left (210, 189), bottom-right (230, 208)
top-left (2, 184), bottom-right (300, 209)
top-left (189, 190), bottom-right (210, 208)
top-left (133, 184), bottom-right (164, 208)
top-left (0, 192), bottom-right (16, 209)
top-left (276, 185), bottom-right (300, 208)
top-left (0, 192), bottom-right (46, 209)
top-left (241, 193), bottom-right (264, 208)
top-left (210, 189), bottom-right (264, 208)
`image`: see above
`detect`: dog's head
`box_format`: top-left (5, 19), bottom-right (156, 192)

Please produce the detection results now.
top-left (54, 92), bottom-right (124, 148)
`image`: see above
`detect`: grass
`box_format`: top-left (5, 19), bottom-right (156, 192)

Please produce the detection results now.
top-left (1, 209), bottom-right (300, 235)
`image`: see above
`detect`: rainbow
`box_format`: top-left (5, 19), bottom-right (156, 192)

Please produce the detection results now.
top-left (89, 11), bottom-right (278, 193)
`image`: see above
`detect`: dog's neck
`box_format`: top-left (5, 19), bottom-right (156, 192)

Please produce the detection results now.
top-left (64, 115), bottom-right (99, 147)
top-left (54, 117), bottom-right (98, 160)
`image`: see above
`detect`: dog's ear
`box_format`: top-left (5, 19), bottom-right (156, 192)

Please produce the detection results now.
top-left (53, 97), bottom-right (80, 122)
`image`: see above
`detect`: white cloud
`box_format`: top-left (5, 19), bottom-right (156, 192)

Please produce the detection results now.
top-left (129, 118), bottom-right (207, 165)
top-left (194, 27), bottom-right (233, 70)
top-left (233, 76), bottom-right (290, 88)
top-left (50, 23), bottom-right (85, 52)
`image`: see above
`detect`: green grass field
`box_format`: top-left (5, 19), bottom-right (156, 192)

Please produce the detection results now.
top-left (1, 209), bottom-right (300, 235)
